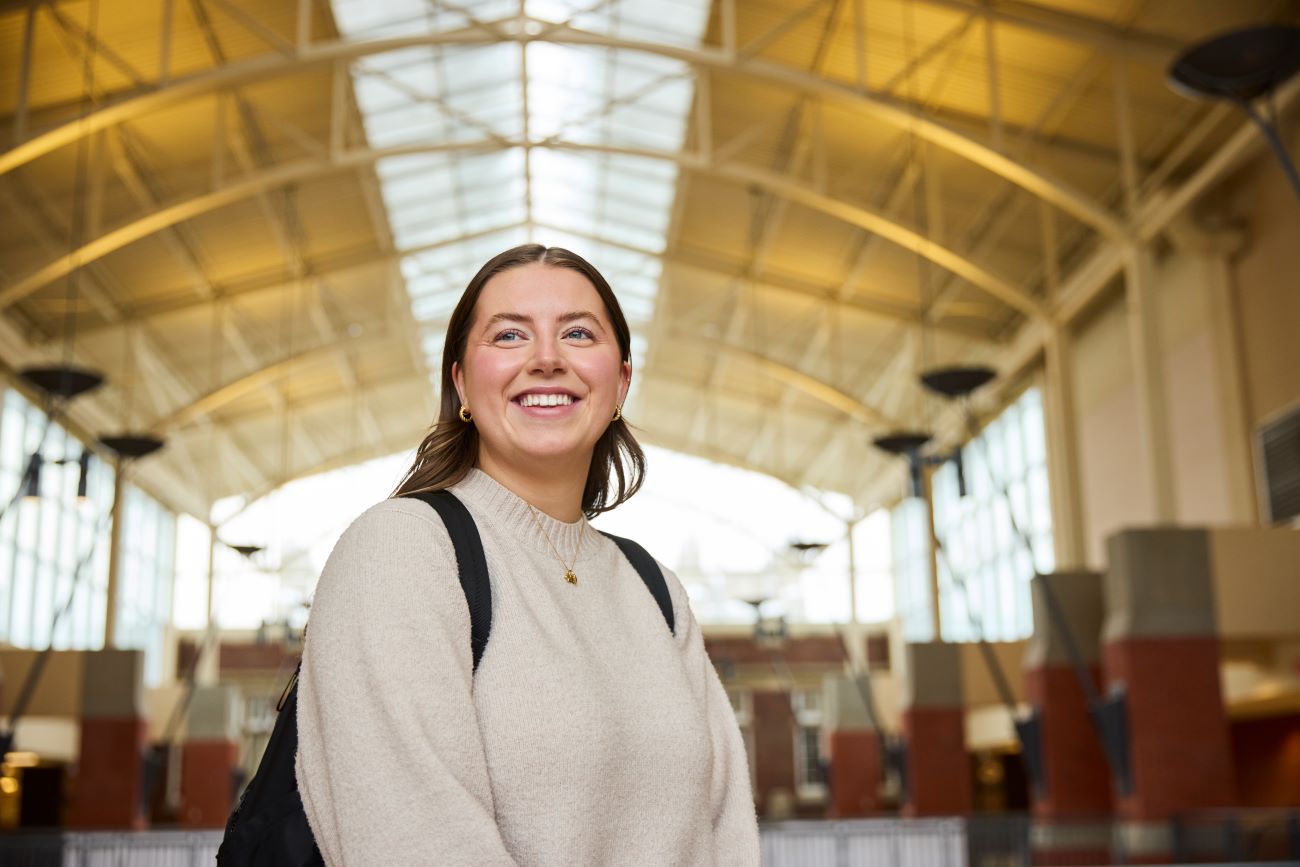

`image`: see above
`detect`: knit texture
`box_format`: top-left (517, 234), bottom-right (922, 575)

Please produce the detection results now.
top-left (295, 469), bottom-right (761, 866)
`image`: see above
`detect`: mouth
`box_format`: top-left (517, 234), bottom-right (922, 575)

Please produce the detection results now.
top-left (511, 389), bottom-right (583, 415)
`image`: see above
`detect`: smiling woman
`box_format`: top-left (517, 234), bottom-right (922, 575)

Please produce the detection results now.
top-left (285, 244), bottom-right (761, 866)
top-left (393, 245), bottom-right (645, 521)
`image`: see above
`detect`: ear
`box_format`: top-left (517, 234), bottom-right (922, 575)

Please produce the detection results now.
top-left (451, 360), bottom-right (466, 406)
top-left (618, 360), bottom-right (632, 405)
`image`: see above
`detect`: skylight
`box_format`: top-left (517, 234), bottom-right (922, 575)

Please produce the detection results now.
top-left (329, 0), bottom-right (712, 387)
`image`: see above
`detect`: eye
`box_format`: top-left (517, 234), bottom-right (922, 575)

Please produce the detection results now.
top-left (563, 327), bottom-right (594, 340)
top-left (494, 329), bottom-right (525, 343)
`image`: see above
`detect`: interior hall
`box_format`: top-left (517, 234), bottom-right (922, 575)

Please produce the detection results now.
top-left (0, 0), bottom-right (1298, 864)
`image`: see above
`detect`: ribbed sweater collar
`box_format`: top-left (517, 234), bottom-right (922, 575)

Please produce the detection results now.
top-left (450, 468), bottom-right (592, 559)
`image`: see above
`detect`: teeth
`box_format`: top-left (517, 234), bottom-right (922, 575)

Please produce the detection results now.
top-left (520, 393), bottom-right (574, 407)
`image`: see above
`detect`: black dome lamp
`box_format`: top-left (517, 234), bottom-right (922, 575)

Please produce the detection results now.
top-left (18, 365), bottom-right (105, 405)
top-left (919, 365), bottom-right (996, 400)
top-left (872, 431), bottom-right (933, 499)
top-left (97, 434), bottom-right (165, 461)
top-left (1169, 24), bottom-right (1300, 201)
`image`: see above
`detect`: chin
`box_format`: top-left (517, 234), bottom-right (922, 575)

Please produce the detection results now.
top-left (512, 437), bottom-right (597, 467)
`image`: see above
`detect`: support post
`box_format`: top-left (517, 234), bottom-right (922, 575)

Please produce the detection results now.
top-left (1103, 529), bottom-right (1234, 861)
top-left (103, 460), bottom-right (125, 648)
top-left (1025, 572), bottom-right (1112, 865)
top-left (899, 642), bottom-right (970, 816)
top-left (1043, 328), bottom-right (1086, 568)
top-left (1123, 248), bottom-right (1176, 521)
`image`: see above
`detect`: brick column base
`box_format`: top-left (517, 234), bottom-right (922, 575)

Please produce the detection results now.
top-left (1104, 637), bottom-right (1234, 821)
top-left (180, 740), bottom-right (240, 828)
top-left (1024, 665), bottom-right (1111, 817)
top-left (901, 707), bottom-right (970, 816)
top-left (67, 717), bottom-right (148, 829)
top-left (826, 730), bottom-right (878, 817)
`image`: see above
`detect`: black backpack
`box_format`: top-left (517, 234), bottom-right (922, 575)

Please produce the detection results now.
top-left (217, 489), bottom-right (674, 866)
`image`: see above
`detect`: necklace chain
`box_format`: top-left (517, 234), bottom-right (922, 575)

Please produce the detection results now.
top-left (527, 504), bottom-right (585, 585)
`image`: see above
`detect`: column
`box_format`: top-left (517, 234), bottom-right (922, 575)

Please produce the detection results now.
top-left (822, 673), bottom-right (879, 817)
top-left (1103, 529), bottom-right (1234, 862)
top-left (1025, 572), bottom-right (1112, 865)
top-left (752, 690), bottom-right (796, 819)
top-left (899, 642), bottom-right (970, 816)
top-left (68, 649), bottom-right (148, 829)
top-left (180, 684), bottom-right (244, 827)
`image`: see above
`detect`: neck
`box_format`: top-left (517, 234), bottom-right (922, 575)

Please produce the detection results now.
top-left (476, 450), bottom-right (589, 522)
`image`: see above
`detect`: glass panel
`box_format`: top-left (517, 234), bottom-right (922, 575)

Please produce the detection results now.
top-left (933, 388), bottom-right (1053, 642)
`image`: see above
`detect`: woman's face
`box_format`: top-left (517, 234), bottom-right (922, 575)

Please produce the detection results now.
top-left (452, 262), bottom-right (631, 476)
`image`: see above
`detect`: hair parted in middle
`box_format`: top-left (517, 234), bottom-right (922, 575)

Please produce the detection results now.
top-left (389, 243), bottom-right (646, 518)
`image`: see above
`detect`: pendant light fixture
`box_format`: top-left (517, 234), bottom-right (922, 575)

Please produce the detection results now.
top-left (919, 365), bottom-right (997, 498)
top-left (12, 0), bottom-right (107, 507)
top-left (1169, 24), bottom-right (1300, 201)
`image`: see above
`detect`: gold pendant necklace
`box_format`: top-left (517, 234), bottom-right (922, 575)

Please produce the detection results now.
top-left (527, 504), bottom-right (585, 585)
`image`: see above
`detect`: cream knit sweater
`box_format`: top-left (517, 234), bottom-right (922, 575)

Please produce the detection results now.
top-left (295, 468), bottom-right (760, 866)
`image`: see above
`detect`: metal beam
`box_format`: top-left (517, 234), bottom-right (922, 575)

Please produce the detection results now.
top-left (713, 342), bottom-right (903, 430)
top-left (1, 139), bottom-right (1049, 322)
top-left (148, 330), bottom-right (388, 433)
top-left (0, 21), bottom-right (1123, 237)
top-left (913, 0), bottom-right (1182, 61)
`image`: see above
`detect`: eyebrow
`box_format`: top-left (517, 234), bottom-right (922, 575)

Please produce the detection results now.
top-left (483, 311), bottom-right (602, 329)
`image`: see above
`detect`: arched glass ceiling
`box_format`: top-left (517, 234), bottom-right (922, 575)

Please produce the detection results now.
top-left (330, 0), bottom-right (712, 382)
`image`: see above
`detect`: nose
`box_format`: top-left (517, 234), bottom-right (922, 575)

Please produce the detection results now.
top-left (528, 332), bottom-right (565, 375)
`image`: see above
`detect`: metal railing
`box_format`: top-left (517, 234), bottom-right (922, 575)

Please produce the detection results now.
top-left (0, 811), bottom-right (1296, 866)
top-left (0, 830), bottom-right (222, 867)
top-left (761, 817), bottom-right (968, 867)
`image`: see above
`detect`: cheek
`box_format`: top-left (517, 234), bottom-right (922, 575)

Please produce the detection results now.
top-left (575, 352), bottom-right (625, 396)
top-left (462, 350), bottom-right (517, 400)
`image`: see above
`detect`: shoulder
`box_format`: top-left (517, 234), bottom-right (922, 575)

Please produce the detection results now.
top-left (331, 497), bottom-right (454, 555)
top-left (314, 497), bottom-right (458, 602)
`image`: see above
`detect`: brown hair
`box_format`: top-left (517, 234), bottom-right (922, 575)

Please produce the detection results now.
top-left (390, 243), bottom-right (646, 518)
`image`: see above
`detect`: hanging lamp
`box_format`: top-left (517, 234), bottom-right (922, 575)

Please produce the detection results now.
top-left (1169, 25), bottom-right (1300, 201)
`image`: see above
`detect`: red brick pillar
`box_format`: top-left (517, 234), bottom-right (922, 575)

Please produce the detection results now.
top-left (180, 685), bottom-right (244, 827)
top-left (68, 650), bottom-right (148, 829)
top-left (899, 642), bottom-right (970, 816)
top-left (751, 690), bottom-right (796, 819)
top-left (1025, 572), bottom-right (1112, 865)
top-left (1103, 529), bottom-right (1234, 862)
top-left (823, 673), bottom-right (879, 816)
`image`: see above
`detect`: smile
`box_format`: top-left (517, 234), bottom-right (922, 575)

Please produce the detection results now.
top-left (517, 393), bottom-right (576, 407)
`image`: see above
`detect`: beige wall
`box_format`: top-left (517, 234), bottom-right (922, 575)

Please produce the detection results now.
top-left (1065, 144), bottom-right (1300, 566)
top-left (1226, 145), bottom-right (1300, 432)
top-left (1209, 528), bottom-right (1300, 639)
top-left (0, 650), bottom-right (84, 717)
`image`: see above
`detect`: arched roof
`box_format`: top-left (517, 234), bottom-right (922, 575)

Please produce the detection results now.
top-left (0, 0), bottom-right (1289, 518)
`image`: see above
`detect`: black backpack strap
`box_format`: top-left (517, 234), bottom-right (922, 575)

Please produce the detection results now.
top-left (600, 532), bottom-right (675, 635)
top-left (405, 490), bottom-right (493, 672)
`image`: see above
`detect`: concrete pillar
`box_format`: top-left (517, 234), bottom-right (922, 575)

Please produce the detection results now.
top-left (67, 649), bottom-right (148, 829)
top-left (1103, 529), bottom-right (1234, 862)
top-left (180, 684), bottom-right (244, 828)
top-left (899, 642), bottom-right (970, 816)
top-left (822, 673), bottom-right (879, 817)
top-left (1024, 572), bottom-right (1112, 865)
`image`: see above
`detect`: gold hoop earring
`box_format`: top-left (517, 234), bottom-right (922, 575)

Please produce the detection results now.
top-left (459, 405), bottom-right (473, 423)
top-left (612, 405), bottom-right (623, 422)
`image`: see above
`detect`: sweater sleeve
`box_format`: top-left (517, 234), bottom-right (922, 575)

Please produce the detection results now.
top-left (664, 566), bottom-right (762, 865)
top-left (295, 501), bottom-right (517, 867)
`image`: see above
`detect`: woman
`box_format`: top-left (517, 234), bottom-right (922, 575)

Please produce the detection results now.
top-left (295, 244), bottom-right (760, 865)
